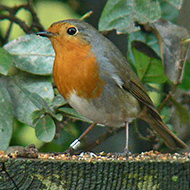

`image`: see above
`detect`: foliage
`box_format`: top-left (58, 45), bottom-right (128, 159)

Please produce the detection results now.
top-left (0, 0), bottom-right (189, 151)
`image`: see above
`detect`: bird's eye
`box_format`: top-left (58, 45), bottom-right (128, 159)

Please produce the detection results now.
top-left (67, 27), bottom-right (78, 35)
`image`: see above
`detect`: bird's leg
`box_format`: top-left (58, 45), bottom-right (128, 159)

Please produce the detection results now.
top-left (114, 122), bottom-right (131, 156)
top-left (124, 122), bottom-right (130, 154)
top-left (68, 122), bottom-right (97, 153)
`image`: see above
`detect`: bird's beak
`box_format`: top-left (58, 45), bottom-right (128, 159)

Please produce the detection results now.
top-left (36, 31), bottom-right (55, 38)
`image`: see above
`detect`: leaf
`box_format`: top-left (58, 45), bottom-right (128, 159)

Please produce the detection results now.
top-left (180, 61), bottom-right (190, 90)
top-left (31, 110), bottom-right (45, 125)
top-left (164, 0), bottom-right (183, 9)
top-left (170, 97), bottom-right (190, 124)
top-left (13, 83), bottom-right (59, 121)
top-left (11, 72), bottom-right (54, 101)
top-left (51, 95), bottom-right (67, 109)
top-left (35, 115), bottom-right (56, 142)
top-left (0, 47), bottom-right (13, 75)
top-left (58, 107), bottom-right (93, 123)
top-left (160, 0), bottom-right (180, 22)
top-left (132, 46), bottom-right (167, 84)
top-left (128, 31), bottom-right (160, 65)
top-left (3, 34), bottom-right (54, 75)
top-left (0, 79), bottom-right (13, 151)
top-left (5, 80), bottom-right (39, 126)
top-left (151, 19), bottom-right (189, 82)
top-left (99, 0), bottom-right (161, 33)
top-left (2, 74), bottom-right (55, 126)
top-left (160, 106), bottom-right (172, 123)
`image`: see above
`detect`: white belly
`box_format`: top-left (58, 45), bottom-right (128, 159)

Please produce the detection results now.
top-left (68, 91), bottom-right (140, 127)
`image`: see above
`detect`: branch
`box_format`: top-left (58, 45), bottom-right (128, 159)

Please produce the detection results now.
top-left (26, 0), bottom-right (44, 31)
top-left (0, 1), bottom-right (44, 45)
top-left (0, 14), bottom-right (30, 33)
top-left (83, 127), bottom-right (123, 151)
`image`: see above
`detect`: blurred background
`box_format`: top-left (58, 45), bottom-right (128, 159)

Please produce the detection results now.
top-left (0, 0), bottom-right (190, 153)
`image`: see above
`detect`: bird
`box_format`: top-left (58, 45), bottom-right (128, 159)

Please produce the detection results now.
top-left (37, 19), bottom-right (187, 151)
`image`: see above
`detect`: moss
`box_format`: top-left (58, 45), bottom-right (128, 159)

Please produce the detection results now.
top-left (172, 175), bottom-right (179, 182)
top-left (138, 175), bottom-right (160, 190)
top-left (34, 173), bottom-right (67, 190)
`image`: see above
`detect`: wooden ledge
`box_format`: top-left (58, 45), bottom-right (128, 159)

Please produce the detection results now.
top-left (0, 150), bottom-right (190, 190)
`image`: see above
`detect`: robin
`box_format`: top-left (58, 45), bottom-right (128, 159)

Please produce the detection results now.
top-left (37, 19), bottom-right (187, 151)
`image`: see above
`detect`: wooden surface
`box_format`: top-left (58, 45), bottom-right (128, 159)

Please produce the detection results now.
top-left (0, 151), bottom-right (190, 190)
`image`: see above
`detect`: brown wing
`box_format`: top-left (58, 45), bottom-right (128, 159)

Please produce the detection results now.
top-left (98, 35), bottom-right (186, 148)
top-left (123, 79), bottom-right (188, 149)
top-left (123, 78), bottom-right (163, 122)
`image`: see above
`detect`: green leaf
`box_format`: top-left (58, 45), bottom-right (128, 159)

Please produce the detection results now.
top-left (5, 79), bottom-right (39, 126)
top-left (11, 72), bottom-right (54, 101)
top-left (13, 83), bottom-right (59, 121)
top-left (159, 0), bottom-right (180, 22)
top-left (0, 79), bottom-right (13, 151)
top-left (160, 106), bottom-right (172, 123)
top-left (31, 110), bottom-right (62, 125)
top-left (2, 74), bottom-right (55, 126)
top-left (128, 31), bottom-right (160, 66)
top-left (132, 47), bottom-right (167, 84)
top-left (163, 0), bottom-right (183, 9)
top-left (170, 97), bottom-right (190, 124)
top-left (51, 95), bottom-right (67, 109)
top-left (99, 0), bottom-right (161, 33)
top-left (180, 61), bottom-right (190, 90)
top-left (35, 115), bottom-right (56, 142)
top-left (0, 47), bottom-right (13, 75)
top-left (31, 110), bottom-right (45, 125)
top-left (4, 34), bottom-right (54, 75)
top-left (58, 107), bottom-right (93, 123)
top-left (55, 114), bottom-right (63, 121)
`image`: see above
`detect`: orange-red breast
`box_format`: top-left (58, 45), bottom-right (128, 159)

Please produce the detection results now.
top-left (37, 19), bottom-right (187, 150)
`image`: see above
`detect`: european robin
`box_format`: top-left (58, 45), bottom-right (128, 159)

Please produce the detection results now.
top-left (37, 19), bottom-right (187, 151)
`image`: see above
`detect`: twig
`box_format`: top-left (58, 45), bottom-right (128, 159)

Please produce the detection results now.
top-left (181, 38), bottom-right (190, 45)
top-left (83, 127), bottom-right (123, 151)
top-left (134, 123), bottom-right (152, 142)
top-left (0, 14), bottom-right (30, 33)
top-left (80, 10), bottom-right (93, 20)
top-left (54, 118), bottom-right (71, 140)
top-left (0, 1), bottom-right (44, 45)
top-left (26, 0), bottom-right (44, 31)
top-left (4, 21), bottom-right (14, 44)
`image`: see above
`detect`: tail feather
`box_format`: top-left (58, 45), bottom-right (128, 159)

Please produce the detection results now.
top-left (143, 115), bottom-right (187, 149)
